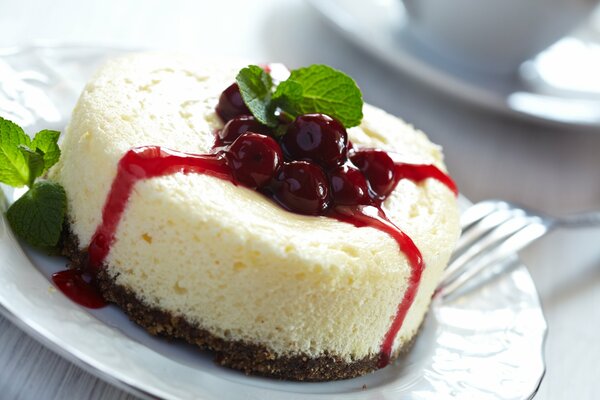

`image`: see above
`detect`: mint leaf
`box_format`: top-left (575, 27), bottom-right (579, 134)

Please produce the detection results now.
top-left (1, 118), bottom-right (66, 250)
top-left (235, 64), bottom-right (365, 130)
top-left (281, 65), bottom-right (363, 128)
top-left (272, 79), bottom-right (303, 115)
top-left (18, 145), bottom-right (45, 187)
top-left (32, 129), bottom-right (61, 173)
top-left (6, 180), bottom-right (66, 248)
top-left (0, 117), bottom-right (32, 187)
top-left (236, 65), bottom-right (278, 127)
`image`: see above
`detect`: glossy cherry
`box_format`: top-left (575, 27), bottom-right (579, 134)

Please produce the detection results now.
top-left (215, 83), bottom-right (250, 122)
top-left (350, 149), bottom-right (397, 199)
top-left (280, 114), bottom-right (348, 169)
top-left (217, 115), bottom-right (272, 145)
top-left (329, 164), bottom-right (372, 206)
top-left (272, 161), bottom-right (331, 215)
top-left (225, 133), bottom-right (282, 189)
top-left (347, 140), bottom-right (354, 153)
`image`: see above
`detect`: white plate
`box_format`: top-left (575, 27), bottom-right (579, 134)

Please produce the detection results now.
top-left (0, 45), bottom-right (547, 400)
top-left (307, 0), bottom-right (600, 129)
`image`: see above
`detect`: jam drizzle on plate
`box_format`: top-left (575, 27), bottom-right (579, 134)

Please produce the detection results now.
top-left (51, 269), bottom-right (106, 309)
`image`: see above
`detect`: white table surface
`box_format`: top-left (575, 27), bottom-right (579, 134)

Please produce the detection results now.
top-left (1, 1), bottom-right (599, 399)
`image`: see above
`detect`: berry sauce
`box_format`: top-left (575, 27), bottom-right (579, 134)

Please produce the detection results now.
top-left (59, 82), bottom-right (457, 370)
top-left (51, 269), bottom-right (106, 309)
top-left (88, 146), bottom-right (232, 268)
top-left (329, 205), bottom-right (423, 368)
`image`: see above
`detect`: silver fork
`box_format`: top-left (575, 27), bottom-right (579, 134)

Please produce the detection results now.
top-left (438, 200), bottom-right (600, 300)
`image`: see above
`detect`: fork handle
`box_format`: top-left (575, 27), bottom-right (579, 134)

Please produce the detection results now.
top-left (556, 211), bottom-right (600, 228)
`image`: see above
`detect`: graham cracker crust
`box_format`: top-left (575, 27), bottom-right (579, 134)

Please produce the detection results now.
top-left (60, 228), bottom-right (416, 381)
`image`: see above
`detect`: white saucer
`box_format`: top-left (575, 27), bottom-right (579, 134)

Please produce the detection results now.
top-left (308, 0), bottom-right (600, 129)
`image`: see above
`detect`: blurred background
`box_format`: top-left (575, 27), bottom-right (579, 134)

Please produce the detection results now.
top-left (1, 0), bottom-right (599, 399)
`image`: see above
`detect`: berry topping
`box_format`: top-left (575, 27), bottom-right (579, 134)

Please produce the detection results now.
top-left (272, 161), bottom-right (331, 215)
top-left (280, 114), bottom-right (348, 169)
top-left (225, 133), bottom-right (282, 189)
top-left (350, 149), bottom-right (397, 199)
top-left (347, 140), bottom-right (355, 153)
top-left (217, 115), bottom-right (272, 145)
top-left (216, 83), bottom-right (251, 122)
top-left (329, 164), bottom-right (372, 206)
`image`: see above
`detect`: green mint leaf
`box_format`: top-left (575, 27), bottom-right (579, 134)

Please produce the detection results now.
top-left (282, 65), bottom-right (363, 128)
top-left (272, 79), bottom-right (303, 115)
top-left (32, 129), bottom-right (61, 173)
top-left (235, 65), bottom-right (278, 127)
top-left (18, 145), bottom-right (45, 187)
top-left (6, 180), bottom-right (66, 248)
top-left (0, 116), bottom-right (32, 187)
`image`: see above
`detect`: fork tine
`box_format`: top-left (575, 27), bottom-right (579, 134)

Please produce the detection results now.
top-left (440, 257), bottom-right (520, 303)
top-left (440, 221), bottom-right (548, 300)
top-left (459, 200), bottom-right (502, 230)
top-left (450, 201), bottom-right (532, 265)
top-left (451, 208), bottom-right (515, 259)
top-left (442, 215), bottom-right (532, 286)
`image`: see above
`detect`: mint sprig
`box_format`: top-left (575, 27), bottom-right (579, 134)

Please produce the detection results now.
top-left (236, 65), bottom-right (278, 127)
top-left (32, 129), bottom-right (61, 174)
top-left (0, 117), bottom-right (65, 249)
top-left (6, 181), bottom-right (66, 248)
top-left (18, 145), bottom-right (45, 188)
top-left (235, 64), bottom-right (363, 130)
top-left (0, 117), bottom-right (33, 187)
top-left (274, 65), bottom-right (363, 127)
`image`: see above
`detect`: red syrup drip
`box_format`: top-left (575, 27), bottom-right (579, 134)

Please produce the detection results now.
top-left (326, 163), bottom-right (456, 367)
top-left (394, 163), bottom-right (458, 196)
top-left (51, 269), bottom-right (106, 309)
top-left (328, 205), bottom-right (423, 368)
top-left (88, 146), bottom-right (232, 269)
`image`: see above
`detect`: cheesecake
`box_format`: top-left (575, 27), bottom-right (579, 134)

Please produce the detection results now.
top-left (51, 53), bottom-right (460, 380)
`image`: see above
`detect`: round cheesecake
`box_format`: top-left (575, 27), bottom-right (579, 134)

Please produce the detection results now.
top-left (50, 53), bottom-right (460, 380)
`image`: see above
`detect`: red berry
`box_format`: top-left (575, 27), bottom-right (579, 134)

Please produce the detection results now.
top-left (216, 83), bottom-right (250, 122)
top-left (226, 133), bottom-right (282, 189)
top-left (347, 140), bottom-right (355, 153)
top-left (329, 164), bottom-right (371, 206)
top-left (280, 114), bottom-right (347, 169)
top-left (272, 161), bottom-right (331, 215)
top-left (350, 149), bottom-right (397, 199)
top-left (217, 115), bottom-right (272, 145)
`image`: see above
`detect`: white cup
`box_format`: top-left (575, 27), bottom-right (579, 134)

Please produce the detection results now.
top-left (402, 0), bottom-right (599, 74)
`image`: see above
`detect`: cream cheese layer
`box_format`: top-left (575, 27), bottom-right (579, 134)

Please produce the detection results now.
top-left (51, 53), bottom-right (460, 361)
